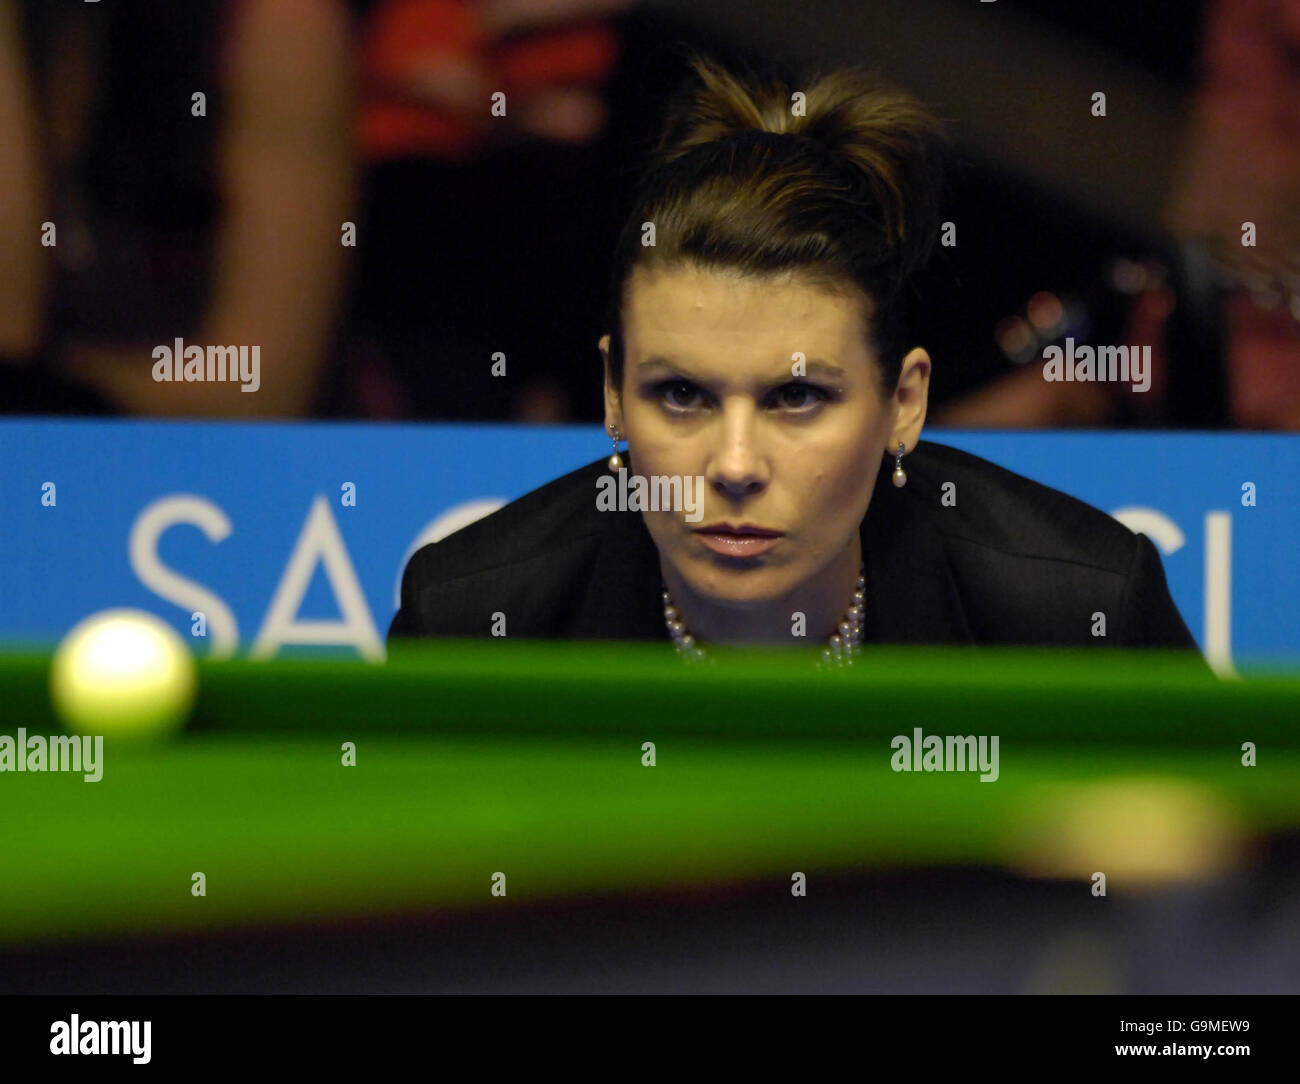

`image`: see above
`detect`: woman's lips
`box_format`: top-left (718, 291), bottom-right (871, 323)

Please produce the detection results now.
top-left (693, 527), bottom-right (783, 558)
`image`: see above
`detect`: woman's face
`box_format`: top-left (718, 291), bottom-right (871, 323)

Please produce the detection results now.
top-left (601, 264), bottom-right (930, 610)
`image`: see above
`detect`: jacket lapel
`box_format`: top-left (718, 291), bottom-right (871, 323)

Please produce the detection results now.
top-left (859, 458), bottom-right (975, 645)
top-left (571, 507), bottom-right (668, 641)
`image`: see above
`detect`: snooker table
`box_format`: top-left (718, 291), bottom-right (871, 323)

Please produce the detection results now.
top-left (3, 642), bottom-right (1300, 995)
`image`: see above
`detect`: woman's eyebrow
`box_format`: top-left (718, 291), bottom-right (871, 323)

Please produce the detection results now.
top-left (636, 356), bottom-right (848, 382)
top-left (790, 360), bottom-right (848, 380)
top-left (636, 355), bottom-right (696, 375)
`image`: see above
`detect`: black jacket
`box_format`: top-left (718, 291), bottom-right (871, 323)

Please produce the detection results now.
top-left (389, 440), bottom-right (1201, 651)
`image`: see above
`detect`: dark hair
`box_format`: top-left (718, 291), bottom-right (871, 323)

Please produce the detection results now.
top-left (605, 53), bottom-right (946, 397)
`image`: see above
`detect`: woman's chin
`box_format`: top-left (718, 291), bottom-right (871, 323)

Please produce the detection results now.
top-left (676, 567), bottom-right (793, 608)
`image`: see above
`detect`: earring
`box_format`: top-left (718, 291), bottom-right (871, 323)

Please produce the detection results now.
top-left (891, 442), bottom-right (907, 488)
top-left (607, 423), bottom-right (624, 472)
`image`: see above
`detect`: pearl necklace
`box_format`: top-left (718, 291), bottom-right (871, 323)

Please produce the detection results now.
top-left (661, 565), bottom-right (867, 668)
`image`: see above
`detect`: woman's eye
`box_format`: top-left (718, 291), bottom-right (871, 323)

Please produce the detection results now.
top-left (658, 380), bottom-right (702, 410)
top-left (771, 383), bottom-right (828, 410)
top-left (650, 379), bottom-right (829, 413)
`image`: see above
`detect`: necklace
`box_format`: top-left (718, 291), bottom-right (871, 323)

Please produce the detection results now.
top-left (661, 565), bottom-right (867, 668)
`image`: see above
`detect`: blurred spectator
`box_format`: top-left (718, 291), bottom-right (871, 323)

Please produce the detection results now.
top-left (932, 0), bottom-right (1300, 430)
top-left (1163, 0), bottom-right (1300, 429)
top-left (0, 0), bottom-right (355, 417)
top-left (334, 0), bottom-right (629, 420)
top-left (360, 0), bottom-right (627, 159)
top-left (333, 0), bottom-right (748, 423)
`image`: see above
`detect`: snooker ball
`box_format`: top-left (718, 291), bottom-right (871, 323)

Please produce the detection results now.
top-left (49, 609), bottom-right (197, 740)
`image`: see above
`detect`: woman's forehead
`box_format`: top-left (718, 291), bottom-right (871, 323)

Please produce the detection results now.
top-left (623, 266), bottom-right (874, 362)
top-left (626, 262), bottom-right (865, 304)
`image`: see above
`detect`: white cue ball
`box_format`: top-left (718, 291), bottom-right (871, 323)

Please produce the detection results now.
top-left (50, 609), bottom-right (197, 739)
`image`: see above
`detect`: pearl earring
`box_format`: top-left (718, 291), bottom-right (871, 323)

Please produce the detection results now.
top-left (892, 442), bottom-right (907, 488)
top-left (607, 424), bottom-right (624, 472)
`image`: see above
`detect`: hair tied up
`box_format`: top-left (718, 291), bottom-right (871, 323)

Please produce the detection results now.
top-left (726, 129), bottom-right (791, 147)
top-left (604, 52), bottom-right (947, 397)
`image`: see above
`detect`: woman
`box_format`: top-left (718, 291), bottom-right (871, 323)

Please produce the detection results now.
top-left (390, 55), bottom-right (1201, 663)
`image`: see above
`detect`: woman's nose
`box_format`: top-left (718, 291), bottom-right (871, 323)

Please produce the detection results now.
top-left (706, 405), bottom-right (768, 497)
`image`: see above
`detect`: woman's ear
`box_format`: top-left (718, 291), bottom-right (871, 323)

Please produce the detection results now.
top-left (599, 334), bottom-right (624, 433)
top-left (888, 346), bottom-right (931, 453)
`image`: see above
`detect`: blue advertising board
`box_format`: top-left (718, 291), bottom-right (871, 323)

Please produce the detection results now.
top-left (1, 420), bottom-right (1295, 674)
